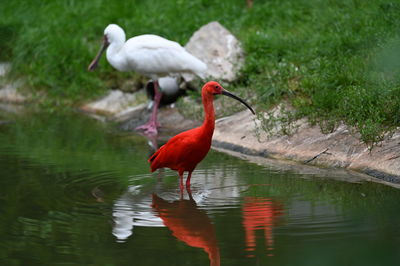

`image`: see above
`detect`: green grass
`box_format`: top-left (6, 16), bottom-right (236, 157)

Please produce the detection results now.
top-left (1, 0), bottom-right (400, 146)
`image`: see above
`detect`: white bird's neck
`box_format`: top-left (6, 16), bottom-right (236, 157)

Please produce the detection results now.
top-left (106, 42), bottom-right (126, 71)
top-left (104, 24), bottom-right (127, 71)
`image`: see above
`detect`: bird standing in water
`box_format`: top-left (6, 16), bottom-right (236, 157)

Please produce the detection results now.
top-left (148, 81), bottom-right (255, 190)
top-left (88, 24), bottom-right (206, 135)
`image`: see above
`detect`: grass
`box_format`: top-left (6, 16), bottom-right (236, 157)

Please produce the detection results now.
top-left (1, 0), bottom-right (400, 146)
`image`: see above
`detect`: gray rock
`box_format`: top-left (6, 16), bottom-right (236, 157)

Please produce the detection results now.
top-left (119, 106), bottom-right (200, 135)
top-left (112, 103), bottom-right (147, 123)
top-left (184, 21), bottom-right (244, 82)
top-left (80, 90), bottom-right (144, 116)
top-left (0, 84), bottom-right (29, 104)
top-left (0, 102), bottom-right (26, 114)
top-left (0, 63), bottom-right (31, 109)
top-left (0, 62), bottom-right (11, 77)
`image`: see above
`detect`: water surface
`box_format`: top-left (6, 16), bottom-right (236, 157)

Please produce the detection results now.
top-left (0, 112), bottom-right (399, 265)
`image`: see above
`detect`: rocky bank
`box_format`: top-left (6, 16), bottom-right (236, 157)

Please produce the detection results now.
top-left (212, 109), bottom-right (400, 188)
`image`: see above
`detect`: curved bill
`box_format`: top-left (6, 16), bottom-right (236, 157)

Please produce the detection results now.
top-left (88, 36), bottom-right (109, 71)
top-left (222, 90), bottom-right (255, 115)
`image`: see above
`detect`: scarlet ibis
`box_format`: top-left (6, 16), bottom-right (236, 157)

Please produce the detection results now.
top-left (149, 81), bottom-right (255, 190)
top-left (88, 24), bottom-right (206, 135)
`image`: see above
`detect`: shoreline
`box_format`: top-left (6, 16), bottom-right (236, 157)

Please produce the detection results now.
top-left (1, 84), bottom-right (399, 188)
top-left (212, 110), bottom-right (400, 187)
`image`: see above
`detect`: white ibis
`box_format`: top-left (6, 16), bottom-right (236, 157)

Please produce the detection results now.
top-left (88, 24), bottom-right (207, 135)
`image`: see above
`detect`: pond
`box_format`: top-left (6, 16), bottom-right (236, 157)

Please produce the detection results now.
top-left (0, 111), bottom-right (399, 266)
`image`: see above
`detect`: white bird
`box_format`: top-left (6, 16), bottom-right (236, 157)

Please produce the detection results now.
top-left (88, 24), bottom-right (207, 135)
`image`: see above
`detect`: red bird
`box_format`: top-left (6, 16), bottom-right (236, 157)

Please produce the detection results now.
top-left (148, 81), bottom-right (255, 190)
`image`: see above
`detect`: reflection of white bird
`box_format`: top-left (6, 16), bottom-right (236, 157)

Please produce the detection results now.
top-left (112, 185), bottom-right (164, 243)
top-left (88, 24), bottom-right (207, 135)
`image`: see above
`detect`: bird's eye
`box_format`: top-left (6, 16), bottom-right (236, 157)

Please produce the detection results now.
top-left (215, 85), bottom-right (219, 89)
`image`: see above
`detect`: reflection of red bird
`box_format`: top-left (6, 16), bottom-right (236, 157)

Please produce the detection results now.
top-left (149, 81), bottom-right (255, 190)
top-left (152, 194), bottom-right (220, 266)
top-left (242, 197), bottom-right (284, 257)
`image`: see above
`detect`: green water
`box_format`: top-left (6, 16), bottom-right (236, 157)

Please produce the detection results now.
top-left (0, 112), bottom-right (399, 266)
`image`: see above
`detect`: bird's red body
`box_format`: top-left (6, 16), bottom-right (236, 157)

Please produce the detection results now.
top-left (149, 125), bottom-right (213, 174)
top-left (149, 81), bottom-right (254, 189)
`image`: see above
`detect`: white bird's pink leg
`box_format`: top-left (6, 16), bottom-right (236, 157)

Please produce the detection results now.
top-left (135, 80), bottom-right (161, 135)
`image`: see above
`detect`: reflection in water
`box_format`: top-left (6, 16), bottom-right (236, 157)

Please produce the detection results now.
top-left (242, 197), bottom-right (284, 257)
top-left (3, 112), bottom-right (400, 265)
top-left (111, 168), bottom-right (244, 243)
top-left (152, 192), bottom-right (220, 266)
top-left (112, 185), bottom-right (163, 242)
top-left (142, 132), bottom-right (159, 152)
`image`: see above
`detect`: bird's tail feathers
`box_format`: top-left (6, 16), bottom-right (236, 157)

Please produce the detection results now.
top-left (148, 146), bottom-right (164, 172)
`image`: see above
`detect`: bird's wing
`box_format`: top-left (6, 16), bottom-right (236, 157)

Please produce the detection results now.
top-left (149, 128), bottom-right (210, 172)
top-left (123, 35), bottom-right (206, 77)
top-left (125, 34), bottom-right (184, 52)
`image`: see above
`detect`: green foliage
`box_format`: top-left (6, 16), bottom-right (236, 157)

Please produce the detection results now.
top-left (1, 0), bottom-right (400, 145)
top-left (235, 0), bottom-right (400, 146)
top-left (0, 0), bottom-right (246, 101)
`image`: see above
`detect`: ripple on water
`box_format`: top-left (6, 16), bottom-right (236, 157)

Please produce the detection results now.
top-left (283, 199), bottom-right (375, 242)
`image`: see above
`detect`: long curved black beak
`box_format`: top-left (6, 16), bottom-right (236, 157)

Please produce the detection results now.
top-left (222, 90), bottom-right (255, 115)
top-left (88, 35), bottom-right (109, 71)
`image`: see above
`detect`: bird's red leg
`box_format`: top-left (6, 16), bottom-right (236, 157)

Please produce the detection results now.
top-left (179, 170), bottom-right (184, 192)
top-left (185, 171), bottom-right (193, 192)
top-left (135, 80), bottom-right (161, 135)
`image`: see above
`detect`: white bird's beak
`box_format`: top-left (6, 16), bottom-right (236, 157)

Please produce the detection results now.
top-left (88, 35), bottom-right (109, 71)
